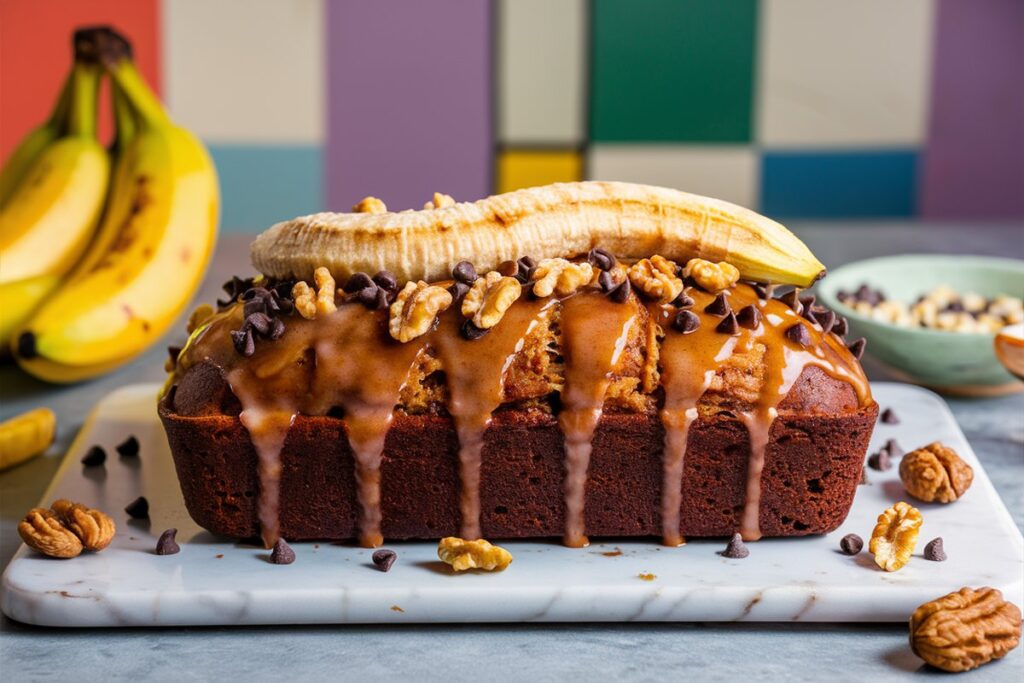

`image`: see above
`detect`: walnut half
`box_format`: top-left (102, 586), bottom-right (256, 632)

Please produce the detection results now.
top-left (438, 537), bottom-right (512, 571)
top-left (50, 499), bottom-right (116, 551)
top-left (461, 271), bottom-right (521, 329)
top-left (869, 501), bottom-right (922, 572)
top-left (910, 587), bottom-right (1022, 672)
top-left (899, 442), bottom-right (973, 503)
top-left (683, 258), bottom-right (740, 293)
top-left (628, 255), bottom-right (682, 302)
top-left (390, 281), bottom-right (453, 342)
top-left (18, 508), bottom-right (83, 559)
top-left (530, 258), bottom-right (594, 298)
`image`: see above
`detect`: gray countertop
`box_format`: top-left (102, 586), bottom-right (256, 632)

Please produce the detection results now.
top-left (1, 224), bottom-right (1022, 682)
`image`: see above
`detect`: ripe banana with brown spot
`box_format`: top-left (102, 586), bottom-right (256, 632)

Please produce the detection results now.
top-left (252, 181), bottom-right (826, 287)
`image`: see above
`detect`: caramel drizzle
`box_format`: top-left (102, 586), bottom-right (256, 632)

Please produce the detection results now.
top-left (429, 299), bottom-right (554, 539)
top-left (558, 291), bottom-right (639, 548)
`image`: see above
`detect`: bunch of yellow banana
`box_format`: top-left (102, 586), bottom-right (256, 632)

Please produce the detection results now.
top-left (1, 27), bottom-right (219, 382)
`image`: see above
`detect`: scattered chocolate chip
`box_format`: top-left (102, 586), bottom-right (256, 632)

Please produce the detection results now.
top-left (156, 528), bottom-right (180, 555)
top-left (671, 292), bottom-right (695, 309)
top-left (461, 319), bottom-right (489, 340)
top-left (246, 311), bottom-right (272, 335)
top-left (515, 256), bottom-right (536, 284)
top-left (778, 289), bottom-right (802, 314)
top-left (721, 533), bottom-right (749, 559)
top-left (587, 248), bottom-right (616, 271)
top-left (115, 436), bottom-right (140, 458)
top-left (598, 270), bottom-right (615, 293)
top-left (716, 311), bottom-right (739, 335)
top-left (847, 337), bottom-right (867, 360)
top-left (748, 282), bottom-right (771, 300)
top-left (355, 284), bottom-right (380, 308)
top-left (343, 272), bottom-right (374, 293)
top-left (372, 270), bottom-right (398, 293)
top-left (944, 300), bottom-right (965, 313)
top-left (497, 260), bottom-right (518, 277)
top-left (608, 279), bottom-right (631, 304)
top-left (704, 293), bottom-right (730, 316)
top-left (883, 438), bottom-right (904, 458)
top-left (839, 533), bottom-right (863, 555)
top-left (125, 496), bottom-right (149, 519)
top-left (372, 548), bottom-right (397, 572)
top-left (736, 304), bottom-right (761, 330)
top-left (452, 261), bottom-right (478, 284)
top-left (81, 445), bottom-right (106, 467)
top-left (923, 537), bottom-right (947, 562)
top-left (166, 346), bottom-right (182, 365)
top-left (672, 310), bottom-right (701, 334)
top-left (785, 323), bottom-right (811, 347)
top-left (269, 317), bottom-right (286, 339)
top-left (815, 309), bottom-right (836, 334)
top-left (833, 316), bottom-right (848, 337)
top-left (448, 280), bottom-right (470, 302)
top-left (218, 276), bottom-right (256, 308)
top-left (867, 449), bottom-right (891, 471)
top-left (230, 327), bottom-right (256, 357)
top-left (270, 538), bottom-right (296, 565)
top-left (799, 294), bottom-right (816, 311)
top-left (880, 407), bottom-right (899, 424)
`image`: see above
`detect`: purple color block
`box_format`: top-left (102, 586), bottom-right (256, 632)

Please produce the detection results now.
top-left (920, 0), bottom-right (1024, 219)
top-left (326, 0), bottom-right (492, 212)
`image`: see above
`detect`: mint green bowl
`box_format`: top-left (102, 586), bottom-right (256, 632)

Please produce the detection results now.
top-left (817, 255), bottom-right (1024, 396)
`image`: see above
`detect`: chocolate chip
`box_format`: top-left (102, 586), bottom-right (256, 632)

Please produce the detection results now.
top-left (833, 316), bottom-right (848, 337)
top-left (230, 327), bottom-right (255, 356)
top-left (716, 311), bottom-right (739, 335)
top-left (778, 289), bottom-right (802, 314)
top-left (672, 310), bottom-right (700, 334)
top-left (167, 346), bottom-right (182, 365)
top-left (452, 261), bottom-right (478, 284)
top-left (839, 533), bottom-right (863, 555)
top-left (373, 287), bottom-right (391, 310)
top-left (721, 533), bottom-right (749, 559)
top-left (125, 496), bottom-right (149, 519)
top-left (355, 284), bottom-right (381, 308)
top-left (587, 248), bottom-right (616, 271)
top-left (81, 445), bottom-right (106, 467)
top-left (736, 304), bottom-right (761, 330)
top-left (343, 272), bottom-right (374, 294)
top-left (704, 293), bottom-right (730, 316)
top-left (218, 276), bottom-right (256, 307)
top-left (448, 281), bottom-right (470, 302)
top-left (923, 537), bottom-right (947, 562)
top-left (880, 407), bottom-right (899, 424)
top-left (515, 256), bottom-right (536, 284)
top-left (608, 279), bottom-right (631, 304)
top-left (816, 309), bottom-right (835, 334)
top-left (799, 294), bottom-right (816, 311)
top-left (867, 449), bottom-right (891, 471)
top-left (883, 438), bottom-right (904, 458)
top-left (115, 436), bottom-right (140, 458)
top-left (372, 270), bottom-right (398, 293)
top-left (156, 528), bottom-right (180, 555)
top-left (461, 319), bottom-right (489, 340)
top-left (785, 323), bottom-right (811, 347)
top-left (372, 548), bottom-right (397, 572)
top-left (671, 292), bottom-right (695, 309)
top-left (246, 311), bottom-right (272, 335)
top-left (847, 337), bottom-right (867, 360)
top-left (269, 318), bottom-right (286, 340)
top-left (748, 282), bottom-right (771, 300)
top-left (270, 538), bottom-right (296, 565)
top-left (598, 270), bottom-right (615, 293)
top-left (497, 260), bottom-right (518, 277)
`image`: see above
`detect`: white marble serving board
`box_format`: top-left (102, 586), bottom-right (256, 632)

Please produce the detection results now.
top-left (2, 383), bottom-right (1021, 627)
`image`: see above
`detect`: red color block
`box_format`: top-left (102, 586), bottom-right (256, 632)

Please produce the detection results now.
top-left (0, 0), bottom-right (161, 162)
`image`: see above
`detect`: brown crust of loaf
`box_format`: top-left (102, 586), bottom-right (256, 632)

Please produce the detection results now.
top-left (159, 391), bottom-right (877, 542)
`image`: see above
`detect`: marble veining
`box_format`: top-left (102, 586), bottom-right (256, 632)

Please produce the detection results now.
top-left (1, 383), bottom-right (1021, 627)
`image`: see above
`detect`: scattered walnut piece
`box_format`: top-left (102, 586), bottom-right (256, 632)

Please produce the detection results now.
top-left (900, 442), bottom-right (973, 504)
top-left (628, 255), bottom-right (682, 302)
top-left (352, 196), bottom-right (387, 214)
top-left (869, 501), bottom-right (922, 571)
top-left (18, 508), bottom-right (83, 559)
top-left (390, 281), bottom-right (453, 342)
top-left (290, 267), bottom-right (338, 320)
top-left (186, 304), bottom-right (215, 333)
top-left (683, 258), bottom-right (740, 293)
top-left (423, 192), bottom-right (455, 209)
top-left (438, 537), bottom-right (512, 572)
top-left (291, 281), bottom-right (316, 319)
top-left (461, 271), bottom-right (522, 329)
top-left (910, 587), bottom-right (1022, 672)
top-left (530, 258), bottom-right (594, 298)
top-left (50, 499), bottom-right (116, 551)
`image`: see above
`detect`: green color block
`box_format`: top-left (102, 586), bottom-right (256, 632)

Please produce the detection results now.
top-left (590, 0), bottom-right (758, 142)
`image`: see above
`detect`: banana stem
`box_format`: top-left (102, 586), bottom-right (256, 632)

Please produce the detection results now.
top-left (46, 70), bottom-right (75, 133)
top-left (66, 62), bottom-right (102, 138)
top-left (107, 60), bottom-right (169, 130)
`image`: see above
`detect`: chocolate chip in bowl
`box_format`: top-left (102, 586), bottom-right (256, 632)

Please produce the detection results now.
top-left (817, 254), bottom-right (1024, 395)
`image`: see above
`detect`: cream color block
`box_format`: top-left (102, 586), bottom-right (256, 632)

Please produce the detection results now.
top-left (497, 0), bottom-right (585, 144)
top-left (758, 0), bottom-right (935, 147)
top-left (587, 146), bottom-right (759, 210)
top-left (163, 0), bottom-right (324, 143)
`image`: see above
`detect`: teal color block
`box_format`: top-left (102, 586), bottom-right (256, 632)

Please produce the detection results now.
top-left (207, 145), bottom-right (323, 232)
top-left (590, 0), bottom-right (758, 142)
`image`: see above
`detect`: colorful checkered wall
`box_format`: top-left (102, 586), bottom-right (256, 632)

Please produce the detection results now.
top-left (2, 0), bottom-right (1021, 232)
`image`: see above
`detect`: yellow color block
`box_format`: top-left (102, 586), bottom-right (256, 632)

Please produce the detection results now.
top-left (496, 150), bottom-right (582, 194)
